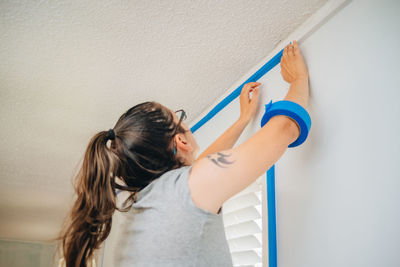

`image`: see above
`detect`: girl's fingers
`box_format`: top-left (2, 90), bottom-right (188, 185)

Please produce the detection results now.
top-left (282, 59), bottom-right (293, 74)
top-left (281, 60), bottom-right (293, 79)
top-left (245, 82), bottom-right (260, 87)
top-left (288, 44), bottom-right (294, 57)
top-left (281, 51), bottom-right (286, 63)
top-left (247, 82), bottom-right (261, 90)
top-left (253, 87), bottom-right (259, 96)
top-left (242, 82), bottom-right (261, 99)
top-left (249, 87), bottom-right (259, 101)
top-left (293, 40), bottom-right (299, 54)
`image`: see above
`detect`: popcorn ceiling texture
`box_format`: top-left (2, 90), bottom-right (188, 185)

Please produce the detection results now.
top-left (0, 0), bottom-right (327, 241)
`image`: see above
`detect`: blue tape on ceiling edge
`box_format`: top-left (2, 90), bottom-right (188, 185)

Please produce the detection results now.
top-left (190, 48), bottom-right (284, 133)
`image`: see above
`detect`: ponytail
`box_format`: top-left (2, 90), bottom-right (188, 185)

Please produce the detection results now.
top-left (56, 131), bottom-right (120, 267)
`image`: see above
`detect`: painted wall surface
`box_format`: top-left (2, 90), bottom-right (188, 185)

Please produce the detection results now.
top-left (272, 1), bottom-right (399, 266)
top-left (193, 0), bottom-right (400, 266)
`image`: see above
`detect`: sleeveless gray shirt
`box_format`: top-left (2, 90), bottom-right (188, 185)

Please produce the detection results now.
top-left (113, 165), bottom-right (234, 267)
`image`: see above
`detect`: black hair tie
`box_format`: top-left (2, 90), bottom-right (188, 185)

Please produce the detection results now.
top-left (107, 128), bottom-right (115, 140)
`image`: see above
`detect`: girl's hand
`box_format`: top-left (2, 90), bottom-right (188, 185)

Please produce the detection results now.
top-left (280, 40), bottom-right (309, 83)
top-left (239, 82), bottom-right (260, 123)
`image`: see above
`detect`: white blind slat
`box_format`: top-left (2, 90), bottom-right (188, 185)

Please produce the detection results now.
top-left (231, 249), bottom-right (262, 266)
top-left (223, 191), bottom-right (261, 214)
top-left (228, 233), bottom-right (262, 252)
top-left (225, 219), bottom-right (262, 240)
top-left (223, 205), bottom-right (261, 227)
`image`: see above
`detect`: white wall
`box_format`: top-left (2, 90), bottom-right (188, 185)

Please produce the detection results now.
top-left (192, 0), bottom-right (400, 266)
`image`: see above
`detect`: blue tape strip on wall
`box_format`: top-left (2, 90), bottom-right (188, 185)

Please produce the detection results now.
top-left (266, 165), bottom-right (277, 267)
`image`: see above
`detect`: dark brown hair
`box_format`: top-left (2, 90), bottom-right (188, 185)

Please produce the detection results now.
top-left (54, 101), bottom-right (187, 267)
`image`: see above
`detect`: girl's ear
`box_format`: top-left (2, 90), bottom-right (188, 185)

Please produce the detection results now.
top-left (181, 138), bottom-right (187, 144)
top-left (175, 133), bottom-right (189, 150)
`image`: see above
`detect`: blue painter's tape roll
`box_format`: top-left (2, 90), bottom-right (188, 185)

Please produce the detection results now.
top-left (260, 100), bottom-right (311, 147)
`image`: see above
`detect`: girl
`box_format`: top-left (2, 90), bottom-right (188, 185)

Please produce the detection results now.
top-left (56, 40), bottom-right (309, 266)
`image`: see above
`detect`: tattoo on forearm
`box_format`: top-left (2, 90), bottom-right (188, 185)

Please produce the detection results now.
top-left (206, 152), bottom-right (235, 168)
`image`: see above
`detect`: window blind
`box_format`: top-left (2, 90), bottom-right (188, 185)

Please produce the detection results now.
top-left (222, 175), bottom-right (265, 267)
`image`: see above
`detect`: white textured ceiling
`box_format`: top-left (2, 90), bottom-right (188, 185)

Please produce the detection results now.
top-left (0, 0), bottom-right (328, 242)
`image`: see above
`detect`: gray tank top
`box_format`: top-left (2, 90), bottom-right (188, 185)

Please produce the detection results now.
top-left (113, 165), bottom-right (234, 267)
